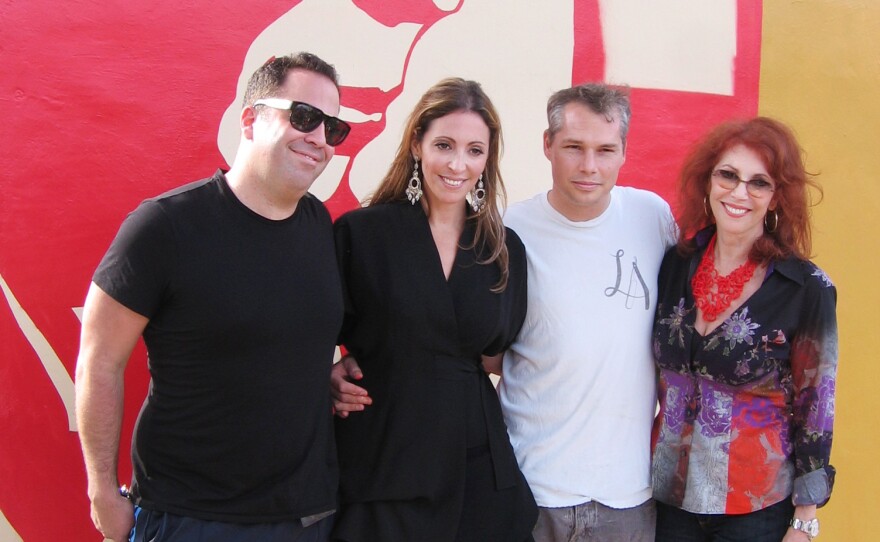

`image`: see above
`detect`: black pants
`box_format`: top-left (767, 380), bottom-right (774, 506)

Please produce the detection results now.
top-left (655, 499), bottom-right (793, 542)
top-left (130, 506), bottom-right (334, 542)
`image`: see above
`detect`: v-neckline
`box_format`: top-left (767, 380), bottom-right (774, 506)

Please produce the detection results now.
top-left (691, 280), bottom-right (763, 339)
top-left (415, 204), bottom-right (471, 285)
top-left (432, 226), bottom-right (466, 284)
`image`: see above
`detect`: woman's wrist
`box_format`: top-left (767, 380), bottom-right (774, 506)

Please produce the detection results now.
top-left (793, 504), bottom-right (817, 520)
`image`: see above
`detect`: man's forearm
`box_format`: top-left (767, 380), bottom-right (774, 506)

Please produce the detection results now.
top-left (75, 283), bottom-right (148, 497)
top-left (75, 284), bottom-right (146, 539)
top-left (76, 359), bottom-right (126, 497)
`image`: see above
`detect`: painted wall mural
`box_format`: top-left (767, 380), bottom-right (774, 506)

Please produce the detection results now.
top-left (0, 1), bottom-right (761, 539)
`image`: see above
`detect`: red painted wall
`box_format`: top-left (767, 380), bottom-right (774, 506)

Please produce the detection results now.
top-left (0, 1), bottom-right (761, 539)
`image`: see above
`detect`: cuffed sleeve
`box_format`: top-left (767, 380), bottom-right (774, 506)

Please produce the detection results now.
top-left (790, 264), bottom-right (838, 506)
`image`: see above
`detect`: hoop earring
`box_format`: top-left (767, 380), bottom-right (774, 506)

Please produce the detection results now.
top-left (765, 209), bottom-right (778, 233)
top-left (405, 157), bottom-right (422, 204)
top-left (703, 196), bottom-right (711, 218)
top-left (470, 174), bottom-right (486, 213)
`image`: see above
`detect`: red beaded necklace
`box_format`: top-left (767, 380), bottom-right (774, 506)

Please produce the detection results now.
top-left (691, 234), bottom-right (758, 322)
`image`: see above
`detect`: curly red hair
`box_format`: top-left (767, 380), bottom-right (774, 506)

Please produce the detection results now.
top-left (676, 117), bottom-right (821, 262)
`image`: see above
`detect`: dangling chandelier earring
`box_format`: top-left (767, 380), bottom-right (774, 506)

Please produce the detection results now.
top-left (470, 174), bottom-right (486, 213)
top-left (765, 209), bottom-right (779, 233)
top-left (406, 157), bottom-right (422, 204)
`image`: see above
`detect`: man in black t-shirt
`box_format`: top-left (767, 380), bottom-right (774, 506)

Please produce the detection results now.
top-left (75, 52), bottom-right (349, 542)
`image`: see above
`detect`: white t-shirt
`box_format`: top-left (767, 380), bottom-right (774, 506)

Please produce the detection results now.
top-left (501, 187), bottom-right (675, 509)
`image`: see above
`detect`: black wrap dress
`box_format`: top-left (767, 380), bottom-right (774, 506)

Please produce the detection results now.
top-left (332, 201), bottom-right (537, 542)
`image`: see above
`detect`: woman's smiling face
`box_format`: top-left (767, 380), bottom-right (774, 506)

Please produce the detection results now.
top-left (413, 110), bottom-right (490, 212)
top-left (708, 144), bottom-right (776, 243)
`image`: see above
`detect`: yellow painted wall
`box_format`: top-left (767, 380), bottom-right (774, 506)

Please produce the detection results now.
top-left (761, 2), bottom-right (880, 540)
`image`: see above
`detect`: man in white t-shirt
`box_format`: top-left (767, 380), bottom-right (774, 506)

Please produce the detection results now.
top-left (492, 83), bottom-right (675, 541)
top-left (331, 83), bottom-right (675, 541)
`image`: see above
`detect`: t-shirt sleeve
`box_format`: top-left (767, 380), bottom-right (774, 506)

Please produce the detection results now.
top-left (651, 192), bottom-right (678, 249)
top-left (92, 200), bottom-right (175, 318)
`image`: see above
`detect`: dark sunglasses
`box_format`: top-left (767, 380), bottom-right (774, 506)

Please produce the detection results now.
top-left (253, 98), bottom-right (351, 146)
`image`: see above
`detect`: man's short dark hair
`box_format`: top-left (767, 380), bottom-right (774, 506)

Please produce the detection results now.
top-left (242, 52), bottom-right (340, 107)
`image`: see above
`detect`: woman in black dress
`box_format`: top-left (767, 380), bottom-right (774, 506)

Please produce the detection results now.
top-left (329, 78), bottom-right (537, 542)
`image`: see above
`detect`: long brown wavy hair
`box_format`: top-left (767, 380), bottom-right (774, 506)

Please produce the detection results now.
top-left (369, 78), bottom-right (510, 291)
top-left (676, 117), bottom-right (821, 263)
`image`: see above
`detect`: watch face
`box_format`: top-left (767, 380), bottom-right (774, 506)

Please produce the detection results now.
top-left (792, 518), bottom-right (820, 537)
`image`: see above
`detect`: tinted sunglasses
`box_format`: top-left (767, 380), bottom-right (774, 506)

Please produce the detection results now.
top-left (711, 168), bottom-right (775, 197)
top-left (253, 98), bottom-right (351, 146)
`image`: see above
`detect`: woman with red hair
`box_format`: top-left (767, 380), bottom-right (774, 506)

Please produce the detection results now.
top-left (651, 117), bottom-right (838, 541)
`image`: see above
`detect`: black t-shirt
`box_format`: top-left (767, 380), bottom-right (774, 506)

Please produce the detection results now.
top-left (94, 170), bottom-right (343, 523)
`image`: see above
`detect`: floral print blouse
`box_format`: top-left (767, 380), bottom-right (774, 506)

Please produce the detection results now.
top-left (651, 231), bottom-right (838, 514)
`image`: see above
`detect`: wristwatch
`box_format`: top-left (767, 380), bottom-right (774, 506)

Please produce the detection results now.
top-left (790, 517), bottom-right (819, 539)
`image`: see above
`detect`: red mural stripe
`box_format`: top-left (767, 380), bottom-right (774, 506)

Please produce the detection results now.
top-left (572, 0), bottom-right (605, 84)
top-left (735, 0), bottom-right (763, 114)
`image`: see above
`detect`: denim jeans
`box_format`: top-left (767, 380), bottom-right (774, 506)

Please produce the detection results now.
top-left (129, 506), bottom-right (335, 542)
top-left (533, 499), bottom-right (655, 542)
top-left (655, 499), bottom-right (793, 542)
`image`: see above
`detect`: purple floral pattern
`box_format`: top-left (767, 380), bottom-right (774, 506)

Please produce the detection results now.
top-left (720, 308), bottom-right (761, 352)
top-left (651, 242), bottom-right (838, 514)
top-left (812, 267), bottom-right (834, 288)
top-left (659, 297), bottom-right (691, 348)
top-left (697, 388), bottom-right (733, 437)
